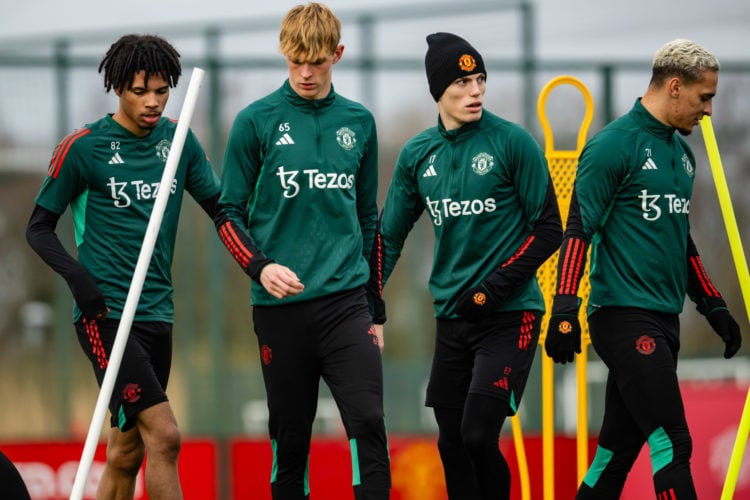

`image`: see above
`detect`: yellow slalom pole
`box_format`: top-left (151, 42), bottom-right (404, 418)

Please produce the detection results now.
top-left (511, 415), bottom-right (531, 500)
top-left (537, 75), bottom-right (595, 499)
top-left (699, 116), bottom-right (750, 500)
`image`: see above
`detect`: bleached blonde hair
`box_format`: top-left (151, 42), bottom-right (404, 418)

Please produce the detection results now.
top-left (279, 3), bottom-right (341, 62)
top-left (651, 38), bottom-right (720, 86)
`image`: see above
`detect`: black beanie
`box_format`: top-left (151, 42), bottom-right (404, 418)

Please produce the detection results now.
top-left (425, 32), bottom-right (486, 101)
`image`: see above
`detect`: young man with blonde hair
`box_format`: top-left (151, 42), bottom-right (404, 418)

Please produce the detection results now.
top-left (215, 3), bottom-right (390, 499)
top-left (544, 39), bottom-right (741, 498)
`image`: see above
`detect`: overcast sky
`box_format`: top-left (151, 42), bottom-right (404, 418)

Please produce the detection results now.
top-left (1, 0), bottom-right (749, 61)
top-left (1, 0), bottom-right (748, 155)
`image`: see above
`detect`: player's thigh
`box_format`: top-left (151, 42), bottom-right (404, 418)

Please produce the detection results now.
top-left (318, 291), bottom-right (384, 418)
top-left (75, 319), bottom-right (170, 431)
top-left (589, 308), bottom-right (685, 434)
top-left (253, 303), bottom-right (321, 423)
top-left (426, 318), bottom-right (474, 409)
top-left (469, 310), bottom-right (541, 414)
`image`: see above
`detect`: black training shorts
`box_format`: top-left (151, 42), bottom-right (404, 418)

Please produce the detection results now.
top-left (426, 310), bottom-right (541, 414)
top-left (75, 318), bottom-right (172, 431)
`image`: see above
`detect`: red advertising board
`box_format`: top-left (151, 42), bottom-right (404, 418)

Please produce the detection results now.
top-left (230, 435), bottom-right (585, 500)
top-left (621, 380), bottom-right (750, 499)
top-left (1, 439), bottom-right (216, 500)
top-left (2, 380), bottom-right (745, 499)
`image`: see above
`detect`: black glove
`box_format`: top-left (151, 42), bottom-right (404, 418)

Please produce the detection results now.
top-left (544, 295), bottom-right (582, 364)
top-left (68, 268), bottom-right (109, 321)
top-left (698, 296), bottom-right (741, 359)
top-left (455, 284), bottom-right (498, 323)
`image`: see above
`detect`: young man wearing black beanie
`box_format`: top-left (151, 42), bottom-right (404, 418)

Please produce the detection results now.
top-left (368, 32), bottom-right (562, 499)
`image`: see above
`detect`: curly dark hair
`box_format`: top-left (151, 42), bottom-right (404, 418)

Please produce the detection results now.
top-left (98, 34), bottom-right (181, 93)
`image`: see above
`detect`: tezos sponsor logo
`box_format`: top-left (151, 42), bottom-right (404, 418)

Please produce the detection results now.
top-left (425, 195), bottom-right (496, 226)
top-left (276, 166), bottom-right (354, 199)
top-left (107, 176), bottom-right (178, 208)
top-left (639, 189), bottom-right (690, 221)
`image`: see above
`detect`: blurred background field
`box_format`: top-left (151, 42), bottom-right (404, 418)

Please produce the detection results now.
top-left (1, 1), bottom-right (750, 498)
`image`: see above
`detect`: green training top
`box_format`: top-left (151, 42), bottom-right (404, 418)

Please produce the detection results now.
top-left (220, 80), bottom-right (378, 306)
top-left (35, 115), bottom-right (220, 323)
top-left (575, 99), bottom-right (695, 315)
top-left (379, 110), bottom-right (551, 319)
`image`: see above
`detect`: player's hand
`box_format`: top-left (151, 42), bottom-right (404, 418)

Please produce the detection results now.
top-left (373, 324), bottom-right (384, 352)
top-left (259, 263), bottom-right (304, 299)
top-left (69, 268), bottom-right (109, 321)
top-left (544, 295), bottom-right (582, 364)
top-left (696, 296), bottom-right (742, 358)
top-left (455, 285), bottom-right (497, 323)
top-left (709, 309), bottom-right (741, 358)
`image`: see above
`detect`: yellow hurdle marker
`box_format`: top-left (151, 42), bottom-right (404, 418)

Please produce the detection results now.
top-left (536, 75), bottom-right (595, 499)
top-left (699, 116), bottom-right (750, 500)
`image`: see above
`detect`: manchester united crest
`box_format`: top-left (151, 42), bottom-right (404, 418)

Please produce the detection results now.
top-left (635, 335), bottom-right (656, 355)
top-left (471, 152), bottom-right (494, 176)
top-left (261, 344), bottom-right (272, 365)
top-left (558, 321), bottom-right (573, 334)
top-left (155, 139), bottom-right (171, 162)
top-left (122, 383), bottom-right (142, 403)
top-left (459, 54), bottom-right (477, 72)
top-left (682, 153), bottom-right (694, 178)
top-left (336, 127), bottom-right (356, 151)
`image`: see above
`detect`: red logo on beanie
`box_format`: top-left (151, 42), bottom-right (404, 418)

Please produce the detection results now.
top-left (459, 54), bottom-right (476, 72)
top-left (472, 291), bottom-right (487, 305)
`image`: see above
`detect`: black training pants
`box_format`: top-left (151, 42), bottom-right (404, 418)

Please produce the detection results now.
top-left (578, 307), bottom-right (696, 500)
top-left (253, 287), bottom-right (390, 500)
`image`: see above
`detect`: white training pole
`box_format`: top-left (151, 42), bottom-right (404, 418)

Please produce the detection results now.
top-left (69, 67), bottom-right (206, 500)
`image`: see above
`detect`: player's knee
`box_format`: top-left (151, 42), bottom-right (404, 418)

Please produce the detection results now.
top-left (275, 428), bottom-right (312, 460)
top-left (648, 426), bottom-right (692, 474)
top-left (153, 423), bottom-right (182, 462)
top-left (436, 433), bottom-right (459, 458)
top-left (460, 423), bottom-right (497, 458)
top-left (436, 421), bottom-right (462, 457)
top-left (670, 427), bottom-right (692, 463)
top-left (349, 409), bottom-right (386, 439)
top-left (107, 440), bottom-right (145, 476)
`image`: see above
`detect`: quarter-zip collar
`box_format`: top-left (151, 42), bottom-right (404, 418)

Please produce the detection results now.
top-left (282, 79), bottom-right (336, 112)
top-left (437, 113), bottom-right (483, 144)
top-left (631, 98), bottom-right (676, 141)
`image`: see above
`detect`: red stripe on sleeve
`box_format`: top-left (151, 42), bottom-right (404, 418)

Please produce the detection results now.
top-left (219, 222), bottom-right (254, 268)
top-left (49, 128), bottom-right (90, 178)
top-left (376, 233), bottom-right (383, 296)
top-left (559, 238), bottom-right (584, 295)
top-left (558, 239), bottom-right (576, 295)
top-left (501, 235), bottom-right (535, 268)
top-left (690, 255), bottom-right (720, 297)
